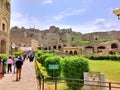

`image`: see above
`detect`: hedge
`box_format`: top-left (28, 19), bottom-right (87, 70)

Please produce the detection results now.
top-left (34, 60), bottom-right (48, 79)
top-left (61, 56), bottom-right (90, 90)
top-left (45, 56), bottom-right (62, 77)
top-left (89, 55), bottom-right (120, 61)
top-left (39, 53), bottom-right (53, 66)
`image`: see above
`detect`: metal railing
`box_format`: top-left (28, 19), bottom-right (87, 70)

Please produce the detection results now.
top-left (35, 61), bottom-right (120, 90)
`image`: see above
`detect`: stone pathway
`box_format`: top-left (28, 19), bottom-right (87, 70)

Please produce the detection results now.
top-left (0, 61), bottom-right (38, 90)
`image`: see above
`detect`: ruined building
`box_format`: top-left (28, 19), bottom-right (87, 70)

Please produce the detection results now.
top-left (10, 26), bottom-right (82, 51)
top-left (10, 26), bottom-right (120, 56)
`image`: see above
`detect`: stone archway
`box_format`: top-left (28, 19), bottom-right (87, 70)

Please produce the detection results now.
top-left (65, 50), bottom-right (68, 53)
top-left (58, 45), bottom-right (61, 50)
top-left (97, 46), bottom-right (106, 49)
top-left (53, 45), bottom-right (57, 49)
top-left (85, 46), bottom-right (94, 54)
top-left (74, 51), bottom-right (77, 55)
top-left (109, 51), bottom-right (115, 55)
top-left (111, 43), bottom-right (118, 49)
top-left (70, 51), bottom-right (73, 55)
top-left (0, 39), bottom-right (6, 53)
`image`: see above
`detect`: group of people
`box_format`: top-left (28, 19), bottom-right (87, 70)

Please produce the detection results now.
top-left (7, 56), bottom-right (23, 81)
top-left (0, 51), bottom-right (35, 81)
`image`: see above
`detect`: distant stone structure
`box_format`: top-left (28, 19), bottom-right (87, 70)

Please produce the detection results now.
top-left (10, 26), bottom-right (120, 55)
top-left (10, 26), bottom-right (81, 51)
top-left (0, 0), bottom-right (10, 54)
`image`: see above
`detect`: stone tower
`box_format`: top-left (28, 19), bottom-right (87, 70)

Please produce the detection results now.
top-left (0, 0), bottom-right (10, 54)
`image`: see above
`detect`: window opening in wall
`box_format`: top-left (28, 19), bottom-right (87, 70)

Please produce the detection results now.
top-left (86, 46), bottom-right (93, 48)
top-left (97, 46), bottom-right (106, 49)
top-left (49, 46), bottom-right (51, 50)
top-left (44, 47), bottom-right (47, 50)
top-left (72, 45), bottom-right (75, 47)
top-left (74, 51), bottom-right (77, 55)
top-left (2, 23), bottom-right (5, 31)
top-left (111, 43), bottom-right (118, 49)
top-left (95, 37), bottom-right (98, 40)
top-left (63, 45), bottom-right (66, 47)
top-left (58, 45), bottom-right (61, 49)
top-left (65, 51), bottom-right (68, 53)
top-left (53, 45), bottom-right (56, 49)
top-left (97, 50), bottom-right (102, 53)
top-left (109, 51), bottom-right (116, 55)
top-left (70, 51), bottom-right (73, 55)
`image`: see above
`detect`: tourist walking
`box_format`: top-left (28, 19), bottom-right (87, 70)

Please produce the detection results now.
top-left (28, 53), bottom-right (35, 62)
top-left (7, 56), bottom-right (13, 73)
top-left (0, 58), bottom-right (6, 76)
top-left (15, 56), bottom-right (23, 81)
top-left (13, 56), bottom-right (18, 73)
top-left (0, 59), bottom-right (3, 78)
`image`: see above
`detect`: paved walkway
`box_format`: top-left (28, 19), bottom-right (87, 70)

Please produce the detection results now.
top-left (0, 61), bottom-right (38, 90)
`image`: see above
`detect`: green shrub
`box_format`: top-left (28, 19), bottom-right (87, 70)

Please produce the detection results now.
top-left (34, 50), bottom-right (43, 57)
top-left (0, 54), bottom-right (9, 68)
top-left (43, 50), bottom-right (53, 53)
top-left (39, 53), bottom-right (53, 66)
top-left (0, 54), bottom-right (9, 61)
top-left (13, 50), bottom-right (25, 57)
top-left (45, 56), bottom-right (62, 77)
top-left (61, 56), bottom-right (90, 90)
top-left (34, 61), bottom-right (48, 79)
top-left (89, 55), bottom-right (120, 61)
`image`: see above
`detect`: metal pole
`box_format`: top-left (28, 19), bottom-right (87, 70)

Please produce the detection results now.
top-left (55, 78), bottom-right (57, 90)
top-left (42, 76), bottom-right (44, 90)
top-left (109, 82), bottom-right (111, 90)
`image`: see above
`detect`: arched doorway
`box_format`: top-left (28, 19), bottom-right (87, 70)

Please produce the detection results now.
top-left (111, 43), bottom-right (118, 49)
top-left (65, 50), bottom-right (68, 53)
top-left (0, 39), bottom-right (6, 53)
top-left (58, 45), bottom-right (61, 50)
top-left (49, 46), bottom-right (51, 50)
top-left (109, 51), bottom-right (115, 55)
top-left (53, 45), bottom-right (56, 49)
top-left (70, 51), bottom-right (73, 55)
top-left (85, 46), bottom-right (94, 54)
top-left (74, 51), bottom-right (77, 55)
top-left (97, 46), bottom-right (106, 53)
top-left (97, 46), bottom-right (106, 49)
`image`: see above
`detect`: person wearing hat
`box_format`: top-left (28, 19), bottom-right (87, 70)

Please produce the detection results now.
top-left (15, 56), bottom-right (23, 81)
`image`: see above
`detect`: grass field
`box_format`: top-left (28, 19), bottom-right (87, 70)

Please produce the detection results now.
top-left (88, 60), bottom-right (120, 82)
top-left (45, 60), bottom-right (120, 90)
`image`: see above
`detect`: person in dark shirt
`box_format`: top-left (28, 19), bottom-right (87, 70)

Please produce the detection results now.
top-left (15, 57), bottom-right (23, 81)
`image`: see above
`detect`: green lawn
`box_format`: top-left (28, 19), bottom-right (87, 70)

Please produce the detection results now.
top-left (88, 60), bottom-right (120, 82)
top-left (45, 60), bottom-right (120, 90)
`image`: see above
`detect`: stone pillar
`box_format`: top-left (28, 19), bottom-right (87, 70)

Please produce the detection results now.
top-left (84, 72), bottom-right (105, 90)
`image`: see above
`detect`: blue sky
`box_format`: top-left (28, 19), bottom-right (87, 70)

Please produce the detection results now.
top-left (11, 0), bottom-right (120, 34)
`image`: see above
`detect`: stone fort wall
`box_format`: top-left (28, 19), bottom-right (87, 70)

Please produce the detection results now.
top-left (10, 26), bottom-right (120, 53)
top-left (0, 0), bottom-right (10, 54)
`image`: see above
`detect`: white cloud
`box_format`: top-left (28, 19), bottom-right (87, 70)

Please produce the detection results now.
top-left (11, 12), bottom-right (120, 34)
top-left (11, 12), bottom-right (42, 29)
top-left (42, 0), bottom-right (53, 4)
top-left (93, 18), bottom-right (120, 31)
top-left (53, 8), bottom-right (86, 21)
top-left (53, 18), bottom-right (120, 34)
